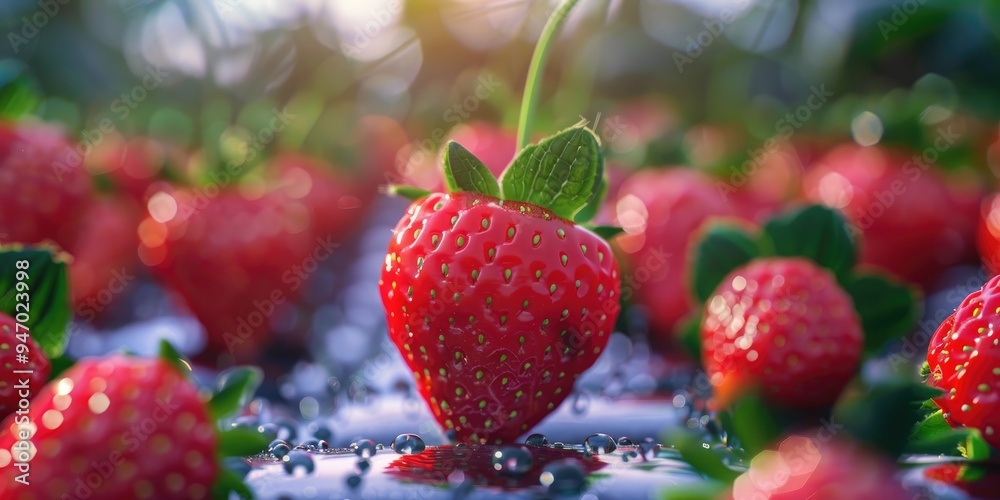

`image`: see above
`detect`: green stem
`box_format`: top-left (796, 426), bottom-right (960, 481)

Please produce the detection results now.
top-left (516, 0), bottom-right (582, 150)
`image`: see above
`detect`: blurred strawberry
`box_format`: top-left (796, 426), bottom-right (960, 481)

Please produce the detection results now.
top-left (69, 196), bottom-right (141, 322)
top-left (725, 140), bottom-right (806, 223)
top-left (924, 463), bottom-right (1000, 499)
top-left (140, 188), bottom-right (317, 365)
top-left (729, 437), bottom-right (908, 499)
top-left (977, 193), bottom-right (1000, 274)
top-left (85, 134), bottom-right (181, 205)
top-left (802, 144), bottom-right (981, 288)
top-left (612, 168), bottom-right (744, 348)
top-left (0, 121), bottom-right (91, 248)
top-left (272, 153), bottom-right (378, 241)
top-left (0, 312), bottom-right (50, 421)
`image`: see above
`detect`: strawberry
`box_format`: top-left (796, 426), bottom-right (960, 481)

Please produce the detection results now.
top-left (802, 144), bottom-right (980, 288)
top-left (612, 169), bottom-right (743, 347)
top-left (701, 258), bottom-right (863, 409)
top-left (69, 196), bottom-right (141, 318)
top-left (140, 188), bottom-right (315, 365)
top-left (924, 463), bottom-right (1000, 498)
top-left (0, 121), bottom-right (92, 248)
top-left (0, 313), bottom-right (50, 420)
top-left (926, 273), bottom-right (1000, 449)
top-left (0, 354), bottom-right (217, 499)
top-left (730, 436), bottom-right (908, 499)
top-left (380, 126), bottom-right (620, 444)
top-left (978, 193), bottom-right (1000, 274)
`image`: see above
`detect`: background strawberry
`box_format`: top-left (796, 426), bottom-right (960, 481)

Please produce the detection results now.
top-left (68, 196), bottom-right (141, 318)
top-left (0, 121), bottom-right (92, 248)
top-left (926, 273), bottom-right (1000, 449)
top-left (380, 127), bottom-right (620, 444)
top-left (0, 354), bottom-right (217, 499)
top-left (802, 144), bottom-right (981, 289)
top-left (701, 257), bottom-right (863, 409)
top-left (140, 188), bottom-right (315, 366)
top-left (612, 168), bottom-right (743, 347)
top-left (0, 313), bottom-right (50, 420)
top-left (977, 193), bottom-right (1000, 274)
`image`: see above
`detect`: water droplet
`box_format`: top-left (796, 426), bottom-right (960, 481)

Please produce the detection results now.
top-left (346, 474), bottom-right (362, 488)
top-left (282, 450), bottom-right (315, 475)
top-left (354, 439), bottom-right (377, 458)
top-left (552, 442), bottom-right (565, 449)
top-left (392, 433), bottom-right (426, 454)
top-left (307, 422), bottom-right (333, 441)
top-left (268, 439), bottom-right (291, 458)
top-left (355, 458), bottom-right (371, 475)
top-left (583, 433), bottom-right (617, 454)
top-left (540, 459), bottom-right (586, 494)
top-left (257, 423), bottom-right (279, 440)
top-left (491, 446), bottom-right (534, 476)
top-left (274, 418), bottom-right (298, 442)
top-left (375, 443), bottom-right (385, 451)
top-left (524, 433), bottom-right (549, 446)
top-left (617, 436), bottom-right (635, 447)
top-left (638, 438), bottom-right (660, 461)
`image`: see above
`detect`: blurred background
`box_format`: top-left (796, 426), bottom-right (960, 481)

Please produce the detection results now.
top-left (2, 0), bottom-right (1000, 426)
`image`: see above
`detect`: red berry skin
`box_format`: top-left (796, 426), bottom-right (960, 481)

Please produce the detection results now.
top-left (731, 437), bottom-right (908, 500)
top-left (613, 169), bottom-right (744, 348)
top-left (141, 189), bottom-right (315, 363)
top-left (978, 194), bottom-right (1000, 274)
top-left (926, 274), bottom-right (1000, 448)
top-left (0, 122), bottom-right (92, 249)
top-left (0, 355), bottom-right (217, 500)
top-left (69, 197), bottom-right (141, 313)
top-left (380, 192), bottom-right (621, 444)
top-left (924, 463), bottom-right (1000, 499)
top-left (701, 258), bottom-right (863, 409)
top-left (803, 144), bottom-right (980, 288)
top-left (0, 314), bottom-right (50, 420)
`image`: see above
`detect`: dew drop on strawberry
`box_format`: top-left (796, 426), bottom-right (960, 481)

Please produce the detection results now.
top-left (616, 436), bottom-right (635, 447)
top-left (583, 433), bottom-right (617, 454)
top-left (392, 433), bottom-right (426, 454)
top-left (491, 446), bottom-right (534, 476)
top-left (353, 439), bottom-right (377, 458)
top-left (524, 433), bottom-right (549, 446)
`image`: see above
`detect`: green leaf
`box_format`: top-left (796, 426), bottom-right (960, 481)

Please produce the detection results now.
top-left (589, 225), bottom-right (624, 240)
top-left (442, 141), bottom-right (501, 197)
top-left (906, 409), bottom-right (970, 456)
top-left (837, 379), bottom-right (940, 457)
top-left (662, 430), bottom-right (741, 483)
top-left (0, 61), bottom-right (41, 121)
top-left (386, 185), bottom-right (431, 201)
top-left (209, 367), bottom-right (263, 420)
top-left (659, 481), bottom-right (728, 500)
top-left (964, 429), bottom-right (992, 461)
top-left (158, 339), bottom-right (193, 377)
top-left (690, 223), bottom-right (759, 302)
top-left (573, 173), bottom-right (608, 224)
top-left (728, 394), bottom-right (781, 457)
top-left (760, 205), bottom-right (855, 281)
top-left (912, 410), bottom-right (952, 441)
top-left (0, 245), bottom-right (71, 358)
top-left (677, 312), bottom-right (703, 362)
top-left (211, 467), bottom-right (254, 500)
top-left (845, 273), bottom-right (921, 354)
top-left (499, 126), bottom-right (602, 220)
top-left (218, 428), bottom-right (270, 457)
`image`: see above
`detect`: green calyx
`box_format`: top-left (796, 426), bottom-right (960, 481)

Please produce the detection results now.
top-left (688, 204), bottom-right (921, 358)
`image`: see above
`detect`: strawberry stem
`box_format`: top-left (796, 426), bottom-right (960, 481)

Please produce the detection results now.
top-left (516, 0), bottom-right (581, 150)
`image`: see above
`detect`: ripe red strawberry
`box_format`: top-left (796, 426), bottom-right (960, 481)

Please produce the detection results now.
top-left (802, 144), bottom-right (980, 288)
top-left (730, 436), bottom-right (908, 499)
top-left (140, 188), bottom-right (315, 365)
top-left (926, 273), bottom-right (1000, 449)
top-left (380, 127), bottom-right (619, 444)
top-left (69, 196), bottom-right (141, 317)
top-left (0, 121), bottom-right (91, 248)
top-left (613, 169), bottom-right (743, 347)
top-left (924, 463), bottom-right (1000, 498)
top-left (0, 354), bottom-right (217, 499)
top-left (381, 192), bottom-right (619, 444)
top-left (272, 153), bottom-right (379, 240)
top-left (701, 257), bottom-right (863, 409)
top-left (0, 313), bottom-right (50, 420)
